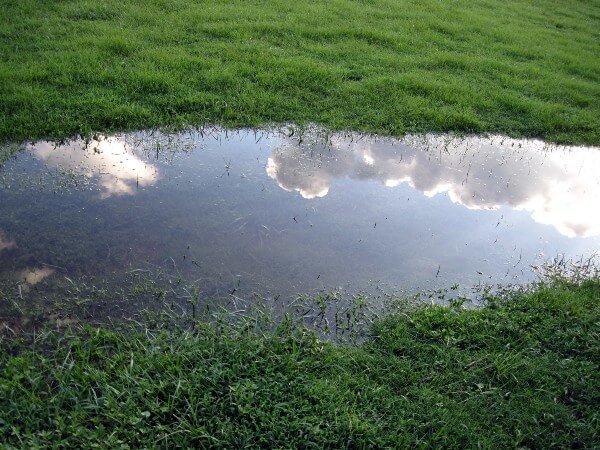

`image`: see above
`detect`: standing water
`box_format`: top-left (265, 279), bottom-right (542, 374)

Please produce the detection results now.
top-left (0, 128), bottom-right (598, 323)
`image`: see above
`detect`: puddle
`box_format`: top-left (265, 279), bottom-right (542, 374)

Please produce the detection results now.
top-left (0, 128), bottom-right (599, 320)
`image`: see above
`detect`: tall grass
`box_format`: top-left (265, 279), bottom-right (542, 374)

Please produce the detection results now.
top-left (1, 278), bottom-right (598, 447)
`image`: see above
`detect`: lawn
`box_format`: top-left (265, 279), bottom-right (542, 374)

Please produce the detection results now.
top-left (1, 279), bottom-right (598, 447)
top-left (1, 1), bottom-right (599, 447)
top-left (1, 0), bottom-right (599, 144)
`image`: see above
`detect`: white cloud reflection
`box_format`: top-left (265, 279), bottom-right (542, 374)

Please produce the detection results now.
top-left (0, 231), bottom-right (17, 253)
top-left (267, 134), bottom-right (600, 238)
top-left (28, 137), bottom-right (159, 199)
top-left (19, 267), bottom-right (55, 285)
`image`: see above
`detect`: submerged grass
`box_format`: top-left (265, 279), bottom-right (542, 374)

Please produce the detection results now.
top-left (1, 279), bottom-right (598, 448)
top-left (1, 0), bottom-right (599, 144)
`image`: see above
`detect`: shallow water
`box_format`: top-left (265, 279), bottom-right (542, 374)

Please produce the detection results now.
top-left (0, 128), bottom-right (599, 317)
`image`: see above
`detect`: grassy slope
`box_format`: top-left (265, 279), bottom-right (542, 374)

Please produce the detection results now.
top-left (1, 0), bottom-right (599, 145)
top-left (1, 280), bottom-right (598, 448)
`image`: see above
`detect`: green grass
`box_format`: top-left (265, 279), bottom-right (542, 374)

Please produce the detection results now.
top-left (1, 0), bottom-right (599, 144)
top-left (1, 279), bottom-right (598, 448)
top-left (1, 2), bottom-right (599, 446)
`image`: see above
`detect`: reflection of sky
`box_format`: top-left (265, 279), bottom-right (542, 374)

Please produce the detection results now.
top-left (19, 267), bottom-right (55, 285)
top-left (0, 231), bottom-right (17, 252)
top-left (1, 129), bottom-right (598, 303)
top-left (0, 229), bottom-right (54, 285)
top-left (29, 137), bottom-right (159, 199)
top-left (267, 134), bottom-right (600, 238)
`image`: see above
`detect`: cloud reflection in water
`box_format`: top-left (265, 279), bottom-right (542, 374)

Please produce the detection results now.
top-left (29, 137), bottom-right (159, 199)
top-left (19, 267), bottom-right (55, 286)
top-left (267, 134), bottom-right (600, 238)
top-left (0, 231), bottom-right (17, 253)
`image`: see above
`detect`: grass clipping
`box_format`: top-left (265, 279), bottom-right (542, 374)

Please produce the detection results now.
top-left (1, 276), bottom-right (599, 448)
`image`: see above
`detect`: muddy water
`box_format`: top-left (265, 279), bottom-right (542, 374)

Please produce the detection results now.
top-left (0, 128), bottom-right (598, 318)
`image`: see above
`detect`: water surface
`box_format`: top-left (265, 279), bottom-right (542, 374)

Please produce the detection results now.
top-left (1, 128), bottom-right (598, 318)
